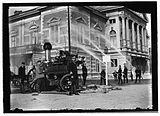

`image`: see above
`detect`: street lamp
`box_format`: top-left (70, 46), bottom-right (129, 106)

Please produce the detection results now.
top-left (103, 46), bottom-right (110, 86)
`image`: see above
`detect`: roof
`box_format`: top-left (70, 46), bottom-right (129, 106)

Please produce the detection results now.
top-left (9, 6), bottom-right (148, 23)
top-left (90, 6), bottom-right (148, 23)
top-left (89, 6), bottom-right (124, 12)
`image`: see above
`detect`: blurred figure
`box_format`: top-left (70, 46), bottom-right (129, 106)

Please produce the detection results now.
top-left (135, 66), bottom-right (142, 83)
top-left (130, 66), bottom-right (134, 81)
top-left (82, 63), bottom-right (88, 86)
top-left (123, 65), bottom-right (128, 83)
top-left (118, 65), bottom-right (122, 84)
top-left (112, 70), bottom-right (117, 81)
top-left (27, 65), bottom-right (36, 81)
top-left (100, 69), bottom-right (106, 85)
top-left (18, 62), bottom-right (26, 93)
top-left (30, 61), bottom-right (49, 92)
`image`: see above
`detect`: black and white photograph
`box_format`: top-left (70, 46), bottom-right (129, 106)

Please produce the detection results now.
top-left (2, 1), bottom-right (158, 113)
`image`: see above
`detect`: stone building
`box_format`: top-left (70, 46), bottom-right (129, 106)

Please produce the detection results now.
top-left (9, 6), bottom-right (108, 78)
top-left (9, 6), bottom-right (150, 78)
top-left (91, 6), bottom-right (150, 74)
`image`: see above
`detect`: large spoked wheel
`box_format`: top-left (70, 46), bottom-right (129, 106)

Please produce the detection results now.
top-left (60, 74), bottom-right (73, 92)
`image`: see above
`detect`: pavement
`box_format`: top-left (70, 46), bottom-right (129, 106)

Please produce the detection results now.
top-left (10, 74), bottom-right (152, 111)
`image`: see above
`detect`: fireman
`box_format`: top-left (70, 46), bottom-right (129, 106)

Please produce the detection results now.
top-left (67, 55), bottom-right (79, 95)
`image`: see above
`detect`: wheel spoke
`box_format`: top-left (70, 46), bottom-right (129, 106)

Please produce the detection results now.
top-left (60, 74), bottom-right (72, 91)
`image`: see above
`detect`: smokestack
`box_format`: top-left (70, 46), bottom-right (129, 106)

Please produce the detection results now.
top-left (43, 42), bottom-right (52, 61)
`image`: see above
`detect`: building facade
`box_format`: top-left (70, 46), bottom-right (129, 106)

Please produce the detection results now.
top-left (95, 6), bottom-right (150, 74)
top-left (9, 6), bottom-right (108, 78)
top-left (9, 6), bottom-right (150, 78)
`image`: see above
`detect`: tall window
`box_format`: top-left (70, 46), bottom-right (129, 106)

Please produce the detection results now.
top-left (50, 25), bottom-right (59, 43)
top-left (30, 32), bottom-right (36, 44)
top-left (110, 30), bottom-right (117, 47)
top-left (23, 36), bottom-right (30, 45)
top-left (10, 36), bottom-right (16, 47)
top-left (10, 30), bottom-right (18, 47)
top-left (29, 20), bottom-right (39, 45)
top-left (77, 25), bottom-right (85, 44)
top-left (91, 32), bottom-right (100, 49)
top-left (75, 16), bottom-right (88, 45)
top-left (60, 26), bottom-right (67, 44)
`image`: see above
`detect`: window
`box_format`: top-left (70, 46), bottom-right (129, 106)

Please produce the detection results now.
top-left (111, 59), bottom-right (117, 67)
top-left (30, 32), bottom-right (36, 44)
top-left (10, 36), bottom-right (16, 47)
top-left (91, 32), bottom-right (100, 49)
top-left (50, 25), bottom-right (59, 43)
top-left (24, 36), bottom-right (30, 45)
top-left (110, 30), bottom-right (117, 47)
top-left (109, 19), bottom-right (116, 24)
top-left (77, 26), bottom-right (85, 44)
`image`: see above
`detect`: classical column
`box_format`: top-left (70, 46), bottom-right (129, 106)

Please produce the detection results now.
top-left (22, 21), bottom-right (24, 46)
top-left (137, 24), bottom-right (140, 51)
top-left (146, 34), bottom-right (149, 52)
top-left (132, 21), bottom-right (136, 50)
top-left (126, 18), bottom-right (130, 48)
top-left (122, 16), bottom-right (126, 47)
top-left (144, 28), bottom-right (147, 52)
top-left (141, 27), bottom-right (145, 52)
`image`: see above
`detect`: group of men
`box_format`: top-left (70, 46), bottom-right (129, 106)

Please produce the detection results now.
top-left (100, 64), bottom-right (142, 85)
top-left (115, 65), bottom-right (142, 84)
top-left (17, 58), bottom-right (142, 94)
top-left (18, 61), bottom-right (46, 93)
top-left (17, 55), bottom-right (88, 95)
top-left (67, 55), bottom-right (88, 95)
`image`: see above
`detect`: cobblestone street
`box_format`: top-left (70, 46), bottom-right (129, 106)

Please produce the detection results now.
top-left (10, 77), bottom-right (152, 111)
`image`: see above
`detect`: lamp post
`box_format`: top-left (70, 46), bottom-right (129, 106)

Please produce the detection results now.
top-left (103, 46), bottom-right (110, 86)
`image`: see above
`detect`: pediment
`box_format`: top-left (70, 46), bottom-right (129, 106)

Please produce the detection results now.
top-left (75, 16), bottom-right (87, 25)
top-left (29, 20), bottom-right (39, 30)
top-left (94, 23), bottom-right (102, 31)
top-left (47, 16), bottom-right (61, 24)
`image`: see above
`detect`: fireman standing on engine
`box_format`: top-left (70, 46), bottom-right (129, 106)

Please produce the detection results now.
top-left (67, 55), bottom-right (79, 95)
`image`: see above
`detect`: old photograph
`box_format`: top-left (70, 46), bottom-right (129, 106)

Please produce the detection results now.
top-left (3, 2), bottom-right (158, 113)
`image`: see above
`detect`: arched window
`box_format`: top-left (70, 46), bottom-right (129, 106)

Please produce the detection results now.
top-left (109, 30), bottom-right (117, 47)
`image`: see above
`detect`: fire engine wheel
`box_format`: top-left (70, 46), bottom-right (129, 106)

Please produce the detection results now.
top-left (60, 74), bottom-right (73, 92)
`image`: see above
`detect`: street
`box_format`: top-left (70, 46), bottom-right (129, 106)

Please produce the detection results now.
top-left (10, 75), bottom-right (152, 111)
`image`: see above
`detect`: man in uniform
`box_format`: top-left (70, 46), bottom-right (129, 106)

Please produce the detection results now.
top-left (67, 55), bottom-right (79, 95)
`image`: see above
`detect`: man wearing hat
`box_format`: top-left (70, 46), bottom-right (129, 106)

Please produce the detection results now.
top-left (18, 62), bottom-right (26, 93)
top-left (67, 55), bottom-right (79, 95)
